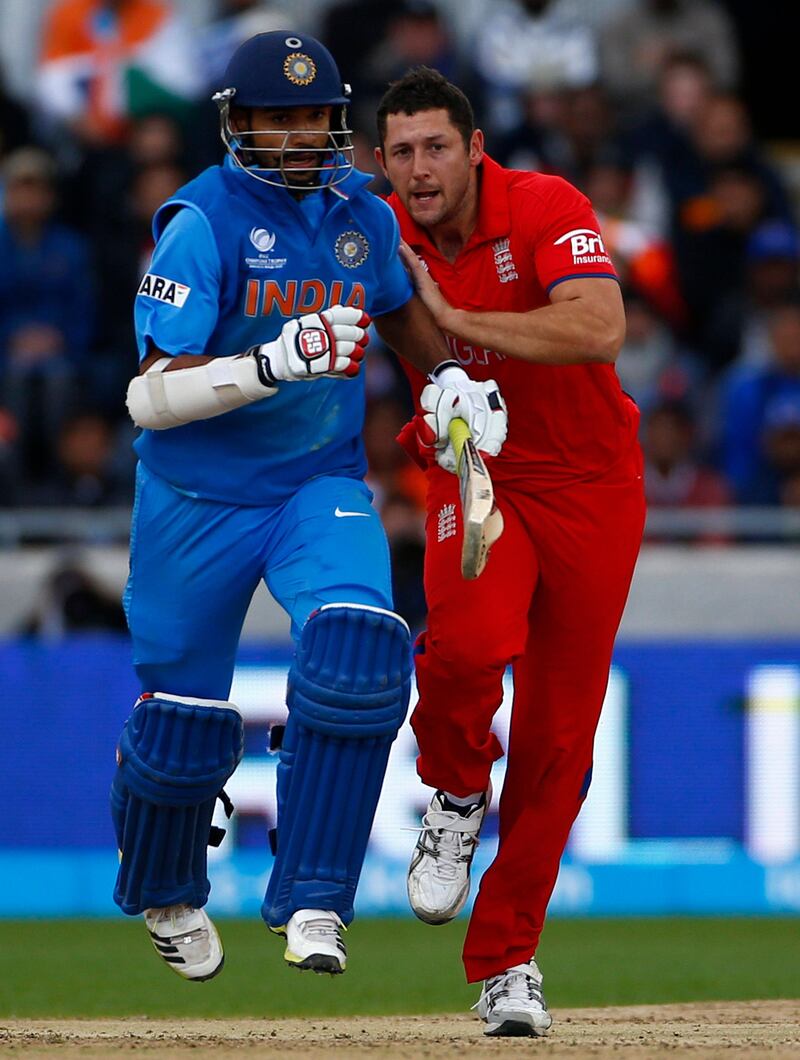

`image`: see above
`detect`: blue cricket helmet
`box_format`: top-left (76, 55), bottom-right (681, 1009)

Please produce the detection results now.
top-left (220, 31), bottom-right (351, 108)
top-left (212, 31), bottom-right (354, 190)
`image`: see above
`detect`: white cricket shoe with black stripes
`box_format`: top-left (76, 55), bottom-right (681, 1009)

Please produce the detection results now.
top-left (407, 788), bottom-right (490, 924)
top-left (474, 958), bottom-right (553, 1036)
top-left (144, 904), bottom-right (224, 981)
top-left (282, 908), bottom-right (347, 974)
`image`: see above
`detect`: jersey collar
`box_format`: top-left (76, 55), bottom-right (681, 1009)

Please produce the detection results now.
top-left (390, 154), bottom-right (511, 258)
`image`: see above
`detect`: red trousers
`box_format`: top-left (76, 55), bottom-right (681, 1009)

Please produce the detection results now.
top-left (411, 449), bottom-right (645, 982)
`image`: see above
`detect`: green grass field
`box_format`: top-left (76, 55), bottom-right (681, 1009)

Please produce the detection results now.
top-left (0, 917), bottom-right (797, 1018)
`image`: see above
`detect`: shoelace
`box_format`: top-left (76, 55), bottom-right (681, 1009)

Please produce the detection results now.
top-left (155, 904), bottom-right (193, 929)
top-left (149, 905), bottom-right (208, 947)
top-left (300, 915), bottom-right (344, 943)
top-left (415, 808), bottom-right (481, 882)
top-left (472, 966), bottom-right (545, 1012)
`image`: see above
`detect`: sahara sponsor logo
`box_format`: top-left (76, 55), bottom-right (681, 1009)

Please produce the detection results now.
top-left (137, 273), bottom-right (191, 307)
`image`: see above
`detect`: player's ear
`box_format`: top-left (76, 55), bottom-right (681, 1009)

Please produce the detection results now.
top-left (469, 129), bottom-right (484, 168)
top-left (374, 145), bottom-right (387, 177)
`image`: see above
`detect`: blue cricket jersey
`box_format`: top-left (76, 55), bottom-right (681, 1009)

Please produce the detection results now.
top-left (133, 157), bottom-right (413, 505)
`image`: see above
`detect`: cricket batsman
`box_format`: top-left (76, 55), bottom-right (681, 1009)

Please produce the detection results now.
top-left (377, 68), bottom-right (645, 1035)
top-left (111, 36), bottom-right (507, 981)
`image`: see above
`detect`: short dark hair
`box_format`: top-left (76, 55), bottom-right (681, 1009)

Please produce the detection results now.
top-left (376, 67), bottom-right (474, 149)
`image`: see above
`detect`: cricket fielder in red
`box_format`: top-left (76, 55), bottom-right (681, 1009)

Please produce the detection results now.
top-left (376, 69), bottom-right (645, 1037)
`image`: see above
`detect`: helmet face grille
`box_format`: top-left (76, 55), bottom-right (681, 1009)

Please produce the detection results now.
top-left (214, 94), bottom-right (355, 190)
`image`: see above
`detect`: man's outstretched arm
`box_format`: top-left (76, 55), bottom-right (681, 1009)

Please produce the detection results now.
top-left (400, 243), bottom-right (626, 366)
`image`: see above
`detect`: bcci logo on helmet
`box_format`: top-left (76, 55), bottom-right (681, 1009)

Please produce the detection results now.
top-left (284, 53), bottom-right (317, 85)
top-left (335, 231), bottom-right (370, 269)
top-left (250, 227), bottom-right (276, 253)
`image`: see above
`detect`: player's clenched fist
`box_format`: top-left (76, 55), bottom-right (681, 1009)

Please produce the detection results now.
top-left (417, 362), bottom-right (508, 473)
top-left (247, 305), bottom-right (370, 383)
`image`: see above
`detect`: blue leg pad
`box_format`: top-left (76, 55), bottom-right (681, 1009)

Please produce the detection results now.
top-left (262, 604), bottom-right (411, 928)
top-left (111, 694), bottom-right (243, 915)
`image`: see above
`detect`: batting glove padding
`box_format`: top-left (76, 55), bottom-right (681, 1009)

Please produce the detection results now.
top-left (250, 305), bottom-right (370, 383)
top-left (418, 362), bottom-right (508, 473)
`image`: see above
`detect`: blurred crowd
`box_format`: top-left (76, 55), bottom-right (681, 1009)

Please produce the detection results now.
top-left (0, 0), bottom-right (799, 624)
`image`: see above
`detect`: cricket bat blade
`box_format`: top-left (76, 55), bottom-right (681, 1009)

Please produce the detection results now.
top-left (449, 418), bottom-right (504, 579)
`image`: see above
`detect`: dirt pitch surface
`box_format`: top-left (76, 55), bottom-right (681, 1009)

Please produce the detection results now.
top-left (2, 1001), bottom-right (799, 1058)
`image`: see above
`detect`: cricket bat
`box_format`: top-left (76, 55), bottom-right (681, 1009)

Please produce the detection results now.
top-left (448, 417), bottom-right (504, 580)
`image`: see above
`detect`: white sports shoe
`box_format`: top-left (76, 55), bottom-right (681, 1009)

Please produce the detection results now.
top-left (407, 787), bottom-right (490, 924)
top-left (144, 904), bottom-right (224, 981)
top-left (474, 958), bottom-right (553, 1037)
top-left (281, 909), bottom-right (347, 974)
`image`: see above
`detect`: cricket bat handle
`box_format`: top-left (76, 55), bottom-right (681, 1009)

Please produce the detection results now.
top-left (448, 416), bottom-right (471, 469)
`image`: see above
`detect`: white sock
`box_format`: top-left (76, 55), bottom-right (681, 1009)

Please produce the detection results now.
top-left (443, 790), bottom-right (482, 807)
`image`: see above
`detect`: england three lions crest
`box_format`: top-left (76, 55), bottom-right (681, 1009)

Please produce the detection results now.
top-left (335, 230), bottom-right (370, 268)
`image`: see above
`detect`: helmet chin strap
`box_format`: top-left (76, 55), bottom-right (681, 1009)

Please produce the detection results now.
top-left (213, 91), bottom-right (354, 191)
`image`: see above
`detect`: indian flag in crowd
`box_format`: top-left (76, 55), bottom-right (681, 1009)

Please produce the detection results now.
top-left (37, 0), bottom-right (204, 143)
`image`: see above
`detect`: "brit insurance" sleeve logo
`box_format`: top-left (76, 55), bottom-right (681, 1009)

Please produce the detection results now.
top-left (553, 228), bottom-right (611, 265)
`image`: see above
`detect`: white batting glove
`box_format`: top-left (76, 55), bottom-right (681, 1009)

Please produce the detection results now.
top-left (246, 305), bottom-right (370, 384)
top-left (418, 361), bottom-right (508, 473)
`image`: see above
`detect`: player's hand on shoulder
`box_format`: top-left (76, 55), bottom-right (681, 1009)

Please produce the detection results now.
top-left (418, 362), bottom-right (508, 473)
top-left (398, 240), bottom-right (453, 328)
top-left (248, 305), bottom-right (370, 384)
